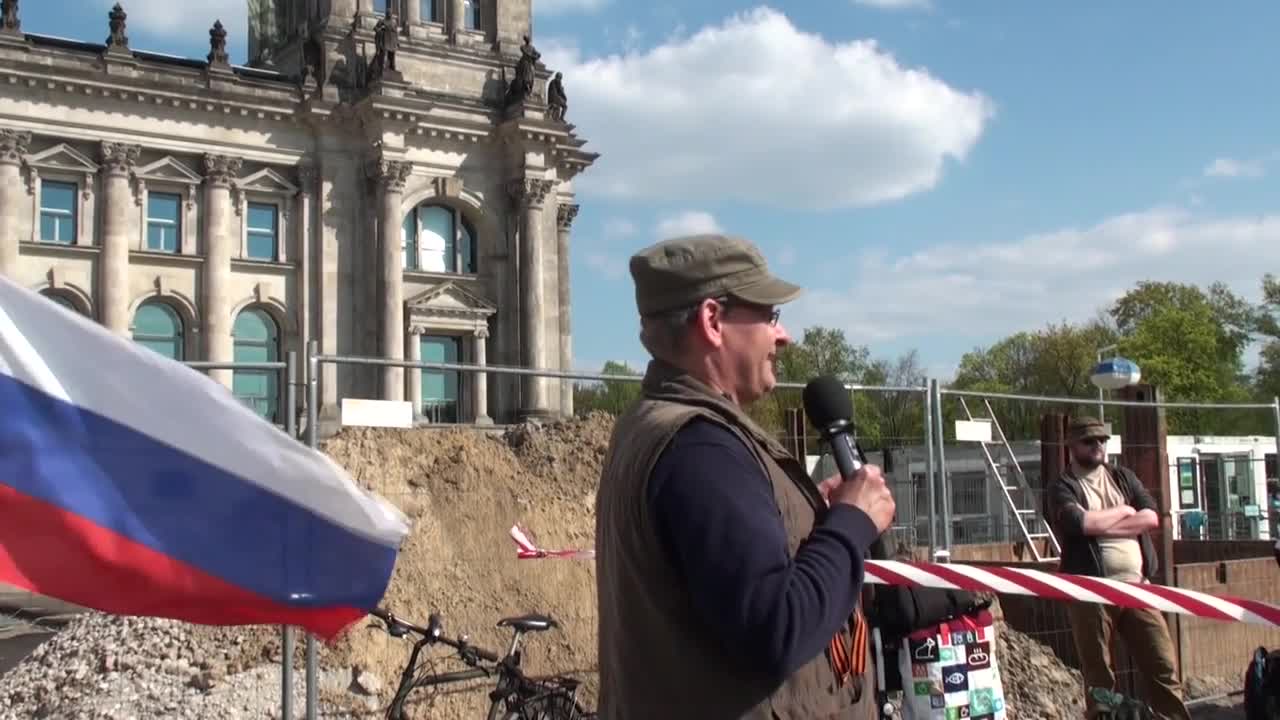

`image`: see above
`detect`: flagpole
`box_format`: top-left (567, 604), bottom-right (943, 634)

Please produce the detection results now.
top-left (305, 340), bottom-right (319, 720)
top-left (283, 349), bottom-right (297, 718)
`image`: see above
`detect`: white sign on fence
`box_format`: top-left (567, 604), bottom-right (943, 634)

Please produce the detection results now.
top-left (954, 419), bottom-right (993, 443)
top-left (340, 398), bottom-right (414, 428)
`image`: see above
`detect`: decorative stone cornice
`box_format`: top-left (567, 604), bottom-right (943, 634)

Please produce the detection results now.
top-left (203, 153), bottom-right (242, 187)
top-left (366, 157), bottom-right (412, 192)
top-left (99, 141), bottom-right (140, 177)
top-left (556, 203), bottom-right (579, 231)
top-left (507, 177), bottom-right (555, 210)
top-left (0, 128), bottom-right (30, 166)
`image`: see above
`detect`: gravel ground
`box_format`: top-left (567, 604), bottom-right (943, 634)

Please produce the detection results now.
top-left (0, 613), bottom-right (378, 720)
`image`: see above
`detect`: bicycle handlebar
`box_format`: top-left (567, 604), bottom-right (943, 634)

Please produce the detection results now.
top-left (370, 608), bottom-right (500, 663)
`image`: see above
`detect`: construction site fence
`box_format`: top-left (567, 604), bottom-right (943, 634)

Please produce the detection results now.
top-left (12, 347), bottom-right (1279, 718)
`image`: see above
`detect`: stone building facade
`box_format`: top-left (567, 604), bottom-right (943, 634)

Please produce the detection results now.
top-left (0, 0), bottom-right (597, 427)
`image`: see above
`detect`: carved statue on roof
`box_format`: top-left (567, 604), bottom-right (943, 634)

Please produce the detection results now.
top-left (299, 22), bottom-right (325, 90)
top-left (106, 2), bottom-right (128, 51)
top-left (547, 72), bottom-right (567, 121)
top-left (207, 20), bottom-right (229, 67)
top-left (372, 11), bottom-right (400, 75)
top-left (504, 35), bottom-right (541, 107)
top-left (1, 0), bottom-right (20, 34)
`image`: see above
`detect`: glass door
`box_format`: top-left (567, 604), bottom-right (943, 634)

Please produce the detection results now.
top-left (420, 334), bottom-right (461, 423)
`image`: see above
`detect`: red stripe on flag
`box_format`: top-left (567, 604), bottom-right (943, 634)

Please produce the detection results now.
top-left (0, 483), bottom-right (361, 641)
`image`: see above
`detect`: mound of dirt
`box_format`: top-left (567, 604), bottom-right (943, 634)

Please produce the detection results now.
top-left (315, 414), bottom-right (613, 719)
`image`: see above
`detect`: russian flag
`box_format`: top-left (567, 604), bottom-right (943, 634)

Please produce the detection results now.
top-left (0, 275), bottom-right (409, 641)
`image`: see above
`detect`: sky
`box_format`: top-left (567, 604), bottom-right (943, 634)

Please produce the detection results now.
top-left (27, 1), bottom-right (1280, 381)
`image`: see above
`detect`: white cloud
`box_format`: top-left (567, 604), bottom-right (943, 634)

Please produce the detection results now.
top-left (584, 252), bottom-right (627, 279)
top-left (853, 0), bottom-right (932, 9)
top-left (543, 7), bottom-right (993, 210)
top-left (785, 207), bottom-right (1280, 347)
top-left (536, 0), bottom-right (610, 15)
top-left (1204, 157), bottom-right (1264, 179)
top-left (655, 210), bottom-right (723, 238)
top-left (602, 217), bottom-right (637, 240)
top-left (93, 0), bottom-right (244, 43)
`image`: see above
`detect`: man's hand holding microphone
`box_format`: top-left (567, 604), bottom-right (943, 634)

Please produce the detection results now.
top-left (821, 466), bottom-right (897, 533)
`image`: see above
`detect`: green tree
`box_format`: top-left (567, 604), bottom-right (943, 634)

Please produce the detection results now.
top-left (573, 361), bottom-right (643, 416)
top-left (1253, 273), bottom-right (1280, 402)
top-left (1108, 281), bottom-right (1265, 433)
top-left (948, 321), bottom-right (1118, 439)
top-left (858, 349), bottom-right (927, 449)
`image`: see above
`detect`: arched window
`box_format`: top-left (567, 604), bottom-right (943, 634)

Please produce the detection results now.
top-left (233, 308), bottom-right (281, 423)
top-left (41, 291), bottom-right (80, 314)
top-left (132, 301), bottom-right (184, 361)
top-left (402, 203), bottom-right (477, 274)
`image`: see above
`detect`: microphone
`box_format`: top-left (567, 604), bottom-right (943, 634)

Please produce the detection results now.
top-left (802, 374), bottom-right (864, 480)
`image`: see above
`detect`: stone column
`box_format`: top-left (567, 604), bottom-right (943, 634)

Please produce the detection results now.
top-left (0, 129), bottom-right (30, 279)
top-left (449, 0), bottom-right (464, 38)
top-left (508, 177), bottom-right (554, 418)
top-left (556, 202), bottom-right (578, 417)
top-left (406, 326), bottom-right (422, 418)
top-left (406, 0), bottom-right (421, 24)
top-left (100, 141), bottom-right (140, 337)
top-left (473, 326), bottom-right (491, 424)
top-left (367, 157), bottom-right (412, 402)
top-left (203, 154), bottom-right (242, 388)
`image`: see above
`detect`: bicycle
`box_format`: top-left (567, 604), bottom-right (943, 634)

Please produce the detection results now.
top-left (369, 607), bottom-right (597, 720)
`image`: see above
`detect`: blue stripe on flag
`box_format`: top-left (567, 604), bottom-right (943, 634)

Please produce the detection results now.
top-left (0, 373), bottom-right (397, 610)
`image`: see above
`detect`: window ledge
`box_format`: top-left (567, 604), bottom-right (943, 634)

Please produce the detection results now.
top-left (130, 250), bottom-right (203, 267)
top-left (405, 269), bottom-right (480, 281)
top-left (20, 241), bottom-right (98, 257)
top-left (232, 258), bottom-right (298, 272)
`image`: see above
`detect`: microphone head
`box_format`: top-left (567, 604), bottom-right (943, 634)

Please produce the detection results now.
top-left (802, 375), bottom-right (853, 430)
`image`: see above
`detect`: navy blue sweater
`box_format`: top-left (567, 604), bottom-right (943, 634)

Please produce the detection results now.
top-left (645, 418), bottom-right (880, 682)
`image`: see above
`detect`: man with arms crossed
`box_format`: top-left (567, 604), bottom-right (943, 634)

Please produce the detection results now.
top-left (594, 234), bottom-right (895, 719)
top-left (1047, 417), bottom-right (1190, 720)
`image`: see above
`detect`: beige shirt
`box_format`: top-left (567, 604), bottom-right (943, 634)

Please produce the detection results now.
top-left (1075, 464), bottom-right (1144, 583)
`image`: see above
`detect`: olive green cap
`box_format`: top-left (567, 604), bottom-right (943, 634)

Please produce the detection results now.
top-left (628, 233), bottom-right (803, 316)
top-left (1069, 416), bottom-right (1110, 442)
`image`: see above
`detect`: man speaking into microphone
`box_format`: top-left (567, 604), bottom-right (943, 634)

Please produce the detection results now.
top-left (594, 233), bottom-right (896, 719)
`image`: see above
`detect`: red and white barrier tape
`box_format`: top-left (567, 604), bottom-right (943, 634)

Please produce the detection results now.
top-left (508, 525), bottom-right (1280, 628)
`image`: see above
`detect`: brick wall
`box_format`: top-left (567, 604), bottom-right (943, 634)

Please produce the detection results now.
top-left (1174, 540), bottom-right (1275, 565)
top-left (1174, 558), bottom-right (1280, 681)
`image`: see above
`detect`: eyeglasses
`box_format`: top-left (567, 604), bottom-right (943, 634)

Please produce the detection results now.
top-left (714, 297), bottom-right (780, 326)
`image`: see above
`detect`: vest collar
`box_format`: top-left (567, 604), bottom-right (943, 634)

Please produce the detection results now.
top-left (640, 358), bottom-right (793, 464)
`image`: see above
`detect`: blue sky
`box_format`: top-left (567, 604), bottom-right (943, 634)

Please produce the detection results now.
top-left (30, 1), bottom-right (1280, 380)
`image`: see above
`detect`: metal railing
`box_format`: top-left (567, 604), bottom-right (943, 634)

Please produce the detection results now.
top-left (162, 342), bottom-right (1280, 719)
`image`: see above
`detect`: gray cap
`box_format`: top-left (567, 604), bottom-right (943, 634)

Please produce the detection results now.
top-left (628, 233), bottom-right (802, 316)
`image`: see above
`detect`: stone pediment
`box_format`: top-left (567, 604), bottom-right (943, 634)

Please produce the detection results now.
top-left (237, 167), bottom-right (298, 195)
top-left (137, 156), bottom-right (202, 185)
top-left (25, 143), bottom-right (99, 172)
top-left (406, 281), bottom-right (497, 319)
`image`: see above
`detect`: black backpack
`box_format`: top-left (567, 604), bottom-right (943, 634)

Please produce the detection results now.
top-left (1245, 646), bottom-right (1280, 720)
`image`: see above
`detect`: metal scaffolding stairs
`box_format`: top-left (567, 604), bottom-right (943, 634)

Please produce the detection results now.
top-left (958, 398), bottom-right (1061, 563)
